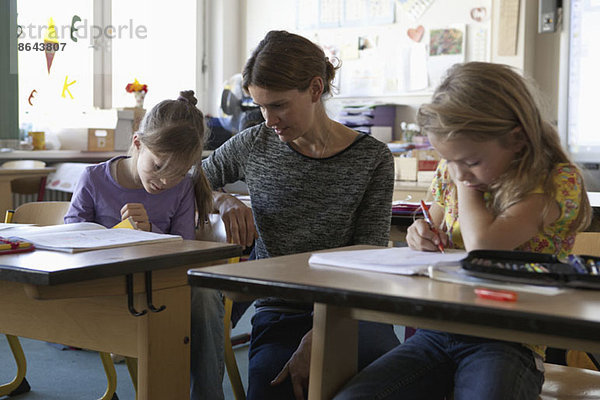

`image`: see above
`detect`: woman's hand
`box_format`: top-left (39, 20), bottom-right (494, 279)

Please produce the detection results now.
top-left (406, 218), bottom-right (448, 252)
top-left (271, 330), bottom-right (312, 400)
top-left (213, 192), bottom-right (257, 248)
top-left (120, 203), bottom-right (151, 231)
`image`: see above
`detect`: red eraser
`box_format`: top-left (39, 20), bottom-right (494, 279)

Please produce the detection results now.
top-left (474, 288), bottom-right (518, 302)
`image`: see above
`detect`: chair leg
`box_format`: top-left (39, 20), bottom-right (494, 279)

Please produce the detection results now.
top-left (98, 351), bottom-right (119, 400)
top-left (37, 176), bottom-right (47, 202)
top-left (224, 296), bottom-right (246, 400)
top-left (124, 356), bottom-right (138, 398)
top-left (0, 335), bottom-right (31, 396)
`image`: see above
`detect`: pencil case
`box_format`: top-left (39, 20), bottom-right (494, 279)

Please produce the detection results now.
top-left (461, 250), bottom-right (600, 289)
top-left (0, 237), bottom-right (35, 255)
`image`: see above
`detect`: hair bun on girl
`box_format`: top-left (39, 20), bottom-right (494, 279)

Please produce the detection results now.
top-left (177, 90), bottom-right (198, 106)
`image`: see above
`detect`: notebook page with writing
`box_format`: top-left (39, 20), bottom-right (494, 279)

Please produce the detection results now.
top-left (309, 247), bottom-right (467, 275)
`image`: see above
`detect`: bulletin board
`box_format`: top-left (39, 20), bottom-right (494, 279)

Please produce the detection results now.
top-left (295, 0), bottom-right (492, 98)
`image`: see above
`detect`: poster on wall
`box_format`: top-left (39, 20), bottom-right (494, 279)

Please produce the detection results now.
top-left (426, 24), bottom-right (465, 88)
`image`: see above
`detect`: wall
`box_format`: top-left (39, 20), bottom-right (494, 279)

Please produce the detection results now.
top-left (239, 1), bottom-right (563, 121)
top-left (0, 0), bottom-right (19, 144)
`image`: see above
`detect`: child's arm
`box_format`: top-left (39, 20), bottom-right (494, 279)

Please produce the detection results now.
top-left (120, 203), bottom-right (151, 231)
top-left (406, 203), bottom-right (449, 251)
top-left (456, 183), bottom-right (559, 251)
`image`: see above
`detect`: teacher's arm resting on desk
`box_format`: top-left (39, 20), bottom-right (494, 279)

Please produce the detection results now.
top-left (212, 190), bottom-right (257, 248)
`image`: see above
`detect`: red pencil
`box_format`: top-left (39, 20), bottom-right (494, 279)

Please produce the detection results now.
top-left (420, 200), bottom-right (445, 253)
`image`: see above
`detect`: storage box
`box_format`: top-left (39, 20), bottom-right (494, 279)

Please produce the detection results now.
top-left (115, 109), bottom-right (134, 151)
top-left (394, 156), bottom-right (418, 181)
top-left (417, 170), bottom-right (436, 183)
top-left (371, 126), bottom-right (393, 143)
top-left (418, 160), bottom-right (438, 171)
top-left (87, 128), bottom-right (115, 151)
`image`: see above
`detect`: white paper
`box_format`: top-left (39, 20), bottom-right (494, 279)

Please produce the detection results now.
top-left (3, 222), bottom-right (182, 253)
top-left (46, 162), bottom-right (94, 193)
top-left (0, 223), bottom-right (34, 231)
top-left (309, 247), bottom-right (467, 275)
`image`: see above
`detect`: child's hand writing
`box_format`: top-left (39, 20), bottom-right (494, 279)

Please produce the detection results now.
top-left (406, 218), bottom-right (449, 252)
top-left (120, 203), bottom-right (151, 231)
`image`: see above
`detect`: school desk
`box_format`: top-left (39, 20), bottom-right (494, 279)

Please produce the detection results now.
top-left (0, 240), bottom-right (241, 400)
top-left (188, 245), bottom-right (600, 400)
top-left (0, 166), bottom-right (56, 217)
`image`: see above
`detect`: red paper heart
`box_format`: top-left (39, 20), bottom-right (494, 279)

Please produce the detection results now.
top-left (407, 25), bottom-right (424, 43)
top-left (470, 7), bottom-right (487, 22)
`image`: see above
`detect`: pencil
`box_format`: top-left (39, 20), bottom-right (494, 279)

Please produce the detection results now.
top-left (420, 200), bottom-right (445, 253)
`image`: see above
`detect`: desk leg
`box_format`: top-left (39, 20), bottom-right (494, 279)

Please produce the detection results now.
top-left (137, 285), bottom-right (191, 400)
top-left (308, 303), bottom-right (358, 400)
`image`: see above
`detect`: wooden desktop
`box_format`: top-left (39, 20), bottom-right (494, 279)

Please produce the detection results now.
top-left (0, 240), bottom-right (241, 400)
top-left (188, 245), bottom-right (600, 400)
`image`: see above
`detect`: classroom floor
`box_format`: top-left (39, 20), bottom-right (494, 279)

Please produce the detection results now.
top-left (1, 307), bottom-right (404, 400)
top-left (0, 309), bottom-right (252, 400)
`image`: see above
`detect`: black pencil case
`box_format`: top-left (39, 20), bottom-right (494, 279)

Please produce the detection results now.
top-left (461, 250), bottom-right (600, 289)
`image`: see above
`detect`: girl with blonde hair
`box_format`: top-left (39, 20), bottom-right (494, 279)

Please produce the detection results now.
top-left (334, 62), bottom-right (591, 400)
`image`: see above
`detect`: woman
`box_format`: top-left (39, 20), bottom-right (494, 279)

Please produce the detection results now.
top-left (201, 30), bottom-right (399, 400)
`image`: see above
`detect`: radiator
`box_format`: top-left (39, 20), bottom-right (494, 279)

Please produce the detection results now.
top-left (11, 190), bottom-right (72, 209)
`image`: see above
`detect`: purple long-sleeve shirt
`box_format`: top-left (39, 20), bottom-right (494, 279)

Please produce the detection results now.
top-left (64, 156), bottom-right (196, 239)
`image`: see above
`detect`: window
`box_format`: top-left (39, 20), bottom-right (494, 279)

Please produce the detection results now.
top-left (111, 0), bottom-right (197, 109)
top-left (17, 0), bottom-right (197, 132)
top-left (566, 0), bottom-right (600, 162)
top-left (17, 1), bottom-right (94, 128)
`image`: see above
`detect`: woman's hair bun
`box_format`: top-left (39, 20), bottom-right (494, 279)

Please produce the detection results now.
top-left (177, 90), bottom-right (198, 106)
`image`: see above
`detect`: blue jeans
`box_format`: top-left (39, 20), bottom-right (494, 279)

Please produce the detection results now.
top-left (247, 310), bottom-right (400, 400)
top-left (190, 287), bottom-right (225, 400)
top-left (333, 329), bottom-right (545, 400)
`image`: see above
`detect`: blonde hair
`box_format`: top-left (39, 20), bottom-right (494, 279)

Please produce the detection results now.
top-left (417, 62), bottom-right (591, 233)
top-left (130, 90), bottom-right (213, 222)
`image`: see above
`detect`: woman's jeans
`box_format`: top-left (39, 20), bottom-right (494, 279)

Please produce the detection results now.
top-left (333, 329), bottom-right (545, 400)
top-left (246, 310), bottom-right (400, 400)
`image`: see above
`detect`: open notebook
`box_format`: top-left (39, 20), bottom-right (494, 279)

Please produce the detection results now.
top-left (309, 247), bottom-right (467, 275)
top-left (0, 221), bottom-right (182, 253)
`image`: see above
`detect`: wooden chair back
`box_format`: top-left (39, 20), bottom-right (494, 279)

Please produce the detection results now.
top-left (2, 160), bottom-right (46, 169)
top-left (11, 201), bottom-right (71, 226)
top-left (2, 160), bottom-right (48, 197)
top-left (572, 232), bottom-right (600, 257)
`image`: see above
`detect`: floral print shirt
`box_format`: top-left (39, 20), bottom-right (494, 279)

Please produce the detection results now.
top-left (430, 160), bottom-right (584, 259)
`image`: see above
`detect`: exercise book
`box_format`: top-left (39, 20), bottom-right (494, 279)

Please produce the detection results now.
top-left (309, 247), bottom-right (467, 275)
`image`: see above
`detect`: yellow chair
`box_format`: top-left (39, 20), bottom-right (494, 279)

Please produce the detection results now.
top-left (0, 201), bottom-right (121, 400)
top-left (197, 213), bottom-right (247, 399)
top-left (538, 232), bottom-right (600, 399)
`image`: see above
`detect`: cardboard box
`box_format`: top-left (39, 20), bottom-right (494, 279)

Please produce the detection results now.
top-left (88, 128), bottom-right (115, 151)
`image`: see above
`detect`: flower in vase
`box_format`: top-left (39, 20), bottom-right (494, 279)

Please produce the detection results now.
top-left (126, 78), bottom-right (148, 108)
